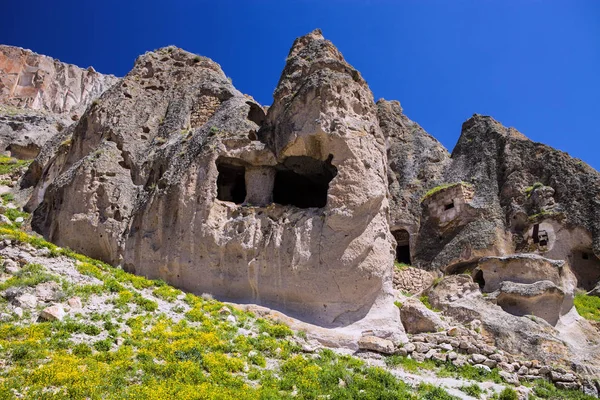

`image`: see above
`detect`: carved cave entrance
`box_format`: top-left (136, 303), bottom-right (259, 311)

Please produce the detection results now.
top-left (216, 162), bottom-right (246, 204)
top-left (392, 229), bottom-right (411, 265)
top-left (569, 249), bottom-right (600, 291)
top-left (273, 156), bottom-right (337, 209)
top-left (216, 155), bottom-right (337, 209)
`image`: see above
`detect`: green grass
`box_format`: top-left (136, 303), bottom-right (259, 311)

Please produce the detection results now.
top-left (574, 292), bottom-right (600, 322)
top-left (395, 261), bottom-right (410, 271)
top-left (419, 294), bottom-right (440, 312)
top-left (0, 223), bottom-right (468, 400)
top-left (530, 379), bottom-right (598, 400)
top-left (0, 156), bottom-right (32, 175)
top-left (459, 383), bottom-right (483, 398)
top-left (0, 263), bottom-right (59, 290)
top-left (384, 354), bottom-right (436, 373)
top-left (417, 383), bottom-right (460, 399)
top-left (495, 387), bottom-right (518, 400)
top-left (524, 182), bottom-right (544, 197)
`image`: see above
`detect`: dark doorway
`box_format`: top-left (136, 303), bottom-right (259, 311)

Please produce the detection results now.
top-left (272, 155), bottom-right (337, 209)
top-left (216, 159), bottom-right (246, 204)
top-left (392, 229), bottom-right (411, 265)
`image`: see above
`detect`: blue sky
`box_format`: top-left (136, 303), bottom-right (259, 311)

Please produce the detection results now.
top-left (2, 1), bottom-right (599, 170)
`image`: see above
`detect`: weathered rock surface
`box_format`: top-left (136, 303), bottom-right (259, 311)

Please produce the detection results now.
top-left (377, 99), bottom-right (450, 259)
top-left (427, 275), bottom-right (600, 377)
top-left (392, 266), bottom-right (434, 295)
top-left (0, 45), bottom-right (117, 160)
top-left (410, 115), bottom-right (600, 288)
top-left (27, 31), bottom-right (400, 332)
top-left (399, 297), bottom-right (447, 334)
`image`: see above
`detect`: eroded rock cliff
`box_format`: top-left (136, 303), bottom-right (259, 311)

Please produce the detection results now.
top-left (0, 45), bottom-right (117, 160)
top-left (27, 32), bottom-right (400, 332)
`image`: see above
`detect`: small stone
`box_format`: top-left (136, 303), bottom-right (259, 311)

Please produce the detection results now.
top-left (582, 380), bottom-right (599, 398)
top-left (338, 379), bottom-right (346, 388)
top-left (3, 259), bottom-right (19, 274)
top-left (14, 217), bottom-right (24, 223)
top-left (218, 306), bottom-right (231, 315)
top-left (40, 305), bottom-right (65, 321)
top-left (500, 371), bottom-right (520, 385)
top-left (452, 356), bottom-right (467, 367)
top-left (0, 313), bottom-right (10, 321)
top-left (523, 360), bottom-right (533, 368)
top-left (68, 297), bottom-right (82, 309)
top-left (498, 362), bottom-right (515, 373)
top-left (424, 349), bottom-right (437, 359)
top-left (15, 294), bottom-right (37, 309)
top-left (517, 366), bottom-right (529, 375)
top-left (412, 352), bottom-right (425, 362)
top-left (432, 352), bottom-right (447, 362)
top-left (469, 319), bottom-right (482, 330)
top-left (550, 371), bottom-right (576, 382)
top-left (13, 307), bottom-right (23, 318)
top-left (447, 326), bottom-right (459, 336)
top-left (538, 366), bottom-right (550, 375)
top-left (437, 343), bottom-right (453, 351)
top-left (478, 344), bottom-right (495, 355)
top-left (489, 353), bottom-right (506, 363)
top-left (471, 354), bottom-right (487, 364)
top-left (483, 359), bottom-right (497, 368)
top-left (404, 343), bottom-right (416, 353)
top-left (357, 336), bottom-right (395, 355)
top-left (414, 342), bottom-right (433, 353)
top-left (555, 382), bottom-right (580, 390)
top-left (35, 281), bottom-right (62, 302)
top-left (226, 315), bottom-right (237, 324)
top-left (447, 351), bottom-right (458, 360)
top-left (394, 347), bottom-right (408, 357)
top-left (474, 364), bottom-right (491, 372)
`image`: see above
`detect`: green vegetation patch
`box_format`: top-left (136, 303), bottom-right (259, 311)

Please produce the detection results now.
top-left (0, 156), bottom-right (32, 175)
top-left (574, 292), bottom-right (600, 322)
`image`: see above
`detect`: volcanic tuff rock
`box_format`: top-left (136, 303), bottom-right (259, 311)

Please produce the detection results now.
top-left (0, 45), bottom-right (117, 159)
top-left (27, 31), bottom-right (400, 333)
top-left (7, 29), bottom-right (600, 377)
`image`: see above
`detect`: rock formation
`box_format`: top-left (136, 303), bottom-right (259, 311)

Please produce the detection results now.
top-left (0, 45), bottom-right (117, 159)
top-left (3, 29), bottom-right (599, 384)
top-left (26, 32), bottom-right (400, 332)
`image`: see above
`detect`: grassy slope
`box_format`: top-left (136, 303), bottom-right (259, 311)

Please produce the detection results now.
top-left (0, 224), bottom-right (460, 400)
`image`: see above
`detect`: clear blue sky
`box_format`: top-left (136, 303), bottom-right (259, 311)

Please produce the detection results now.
top-left (2, 1), bottom-right (599, 170)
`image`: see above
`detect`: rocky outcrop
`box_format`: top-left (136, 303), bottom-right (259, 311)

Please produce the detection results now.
top-left (377, 100), bottom-right (450, 264)
top-left (27, 32), bottom-right (400, 332)
top-left (0, 45), bottom-right (117, 160)
top-left (0, 45), bottom-right (117, 115)
top-left (411, 115), bottom-right (600, 292)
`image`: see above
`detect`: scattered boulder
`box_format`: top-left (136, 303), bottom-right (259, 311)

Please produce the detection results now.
top-left (15, 293), bottom-right (37, 308)
top-left (40, 304), bottom-right (65, 321)
top-left (67, 297), bottom-right (82, 310)
top-left (399, 297), bottom-right (447, 334)
top-left (357, 336), bottom-right (395, 355)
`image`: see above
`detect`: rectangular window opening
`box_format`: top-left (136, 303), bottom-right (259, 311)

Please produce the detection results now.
top-left (216, 161), bottom-right (246, 204)
top-left (444, 201), bottom-right (455, 211)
